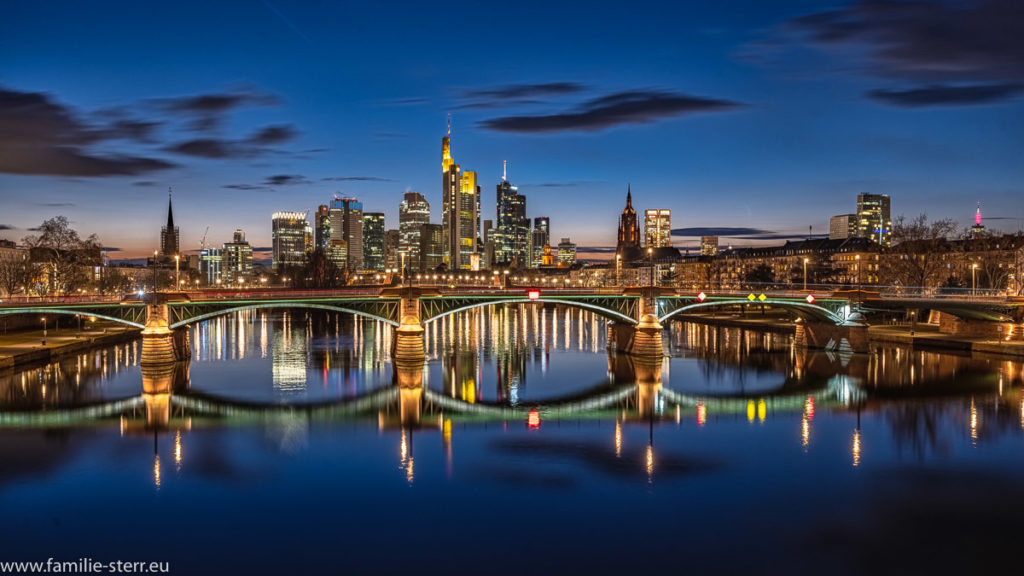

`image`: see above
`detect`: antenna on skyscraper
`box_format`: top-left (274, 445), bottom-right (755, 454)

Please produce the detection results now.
top-left (447, 113), bottom-right (451, 136)
top-left (503, 160), bottom-right (507, 181)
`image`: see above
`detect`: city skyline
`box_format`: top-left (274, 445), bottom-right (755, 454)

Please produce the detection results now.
top-left (2, 0), bottom-right (1023, 261)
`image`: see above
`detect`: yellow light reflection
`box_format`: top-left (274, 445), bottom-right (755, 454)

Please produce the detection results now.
top-left (757, 399), bottom-right (766, 422)
top-left (174, 430), bottom-right (182, 470)
top-left (153, 454), bottom-right (161, 489)
top-left (801, 415), bottom-right (810, 449)
top-left (970, 399), bottom-right (978, 443)
top-left (852, 430), bottom-right (862, 467)
top-left (615, 420), bottom-right (622, 458)
top-left (747, 400), bottom-right (755, 422)
top-left (645, 444), bottom-right (654, 480)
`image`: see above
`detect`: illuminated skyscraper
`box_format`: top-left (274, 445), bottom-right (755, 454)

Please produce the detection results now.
top-left (271, 211), bottom-right (308, 271)
top-left (160, 189), bottom-right (179, 256)
top-left (557, 238), bottom-right (577, 265)
top-left (441, 120), bottom-right (478, 269)
top-left (644, 209), bottom-right (671, 248)
top-left (496, 161), bottom-right (529, 267)
top-left (362, 212), bottom-right (386, 272)
top-left (700, 235), bottom-right (719, 256)
top-left (419, 223), bottom-right (443, 272)
top-left (971, 202), bottom-right (986, 238)
top-left (330, 197), bottom-right (363, 272)
top-left (856, 193), bottom-right (891, 247)
top-left (222, 229), bottom-right (253, 283)
top-left (829, 214), bottom-right (856, 240)
top-left (399, 191), bottom-right (430, 271)
top-left (385, 229), bottom-right (400, 270)
top-left (531, 216), bottom-right (550, 268)
top-left (314, 205), bottom-right (330, 249)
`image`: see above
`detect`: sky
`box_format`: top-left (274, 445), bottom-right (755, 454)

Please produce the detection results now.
top-left (2, 0), bottom-right (1023, 262)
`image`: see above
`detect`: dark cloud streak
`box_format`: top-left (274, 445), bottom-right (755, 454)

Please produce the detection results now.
top-left (867, 83), bottom-right (1023, 107)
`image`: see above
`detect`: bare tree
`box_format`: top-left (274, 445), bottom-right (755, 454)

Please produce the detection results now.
top-left (22, 216), bottom-right (102, 296)
top-left (882, 214), bottom-right (958, 294)
top-left (0, 251), bottom-right (32, 296)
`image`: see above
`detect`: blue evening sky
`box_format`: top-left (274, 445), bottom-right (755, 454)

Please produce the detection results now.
top-left (2, 0), bottom-right (1022, 259)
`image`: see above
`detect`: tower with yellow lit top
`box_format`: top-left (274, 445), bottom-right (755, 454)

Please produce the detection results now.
top-left (441, 116), bottom-right (479, 270)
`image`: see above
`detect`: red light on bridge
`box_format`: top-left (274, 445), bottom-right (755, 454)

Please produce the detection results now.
top-left (697, 291), bottom-right (707, 302)
top-left (805, 396), bottom-right (815, 421)
top-left (527, 289), bottom-right (540, 300)
top-left (697, 403), bottom-right (706, 425)
top-left (527, 409), bottom-right (541, 429)
top-left (806, 294), bottom-right (815, 304)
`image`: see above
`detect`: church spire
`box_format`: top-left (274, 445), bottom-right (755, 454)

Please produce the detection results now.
top-left (626, 184), bottom-right (632, 208)
top-left (166, 187), bottom-right (174, 229)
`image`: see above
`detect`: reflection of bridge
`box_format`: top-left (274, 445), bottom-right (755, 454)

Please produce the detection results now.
top-left (1, 288), bottom-right (1020, 363)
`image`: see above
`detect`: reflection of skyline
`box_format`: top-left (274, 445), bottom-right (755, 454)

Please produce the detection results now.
top-left (0, 341), bottom-right (140, 408)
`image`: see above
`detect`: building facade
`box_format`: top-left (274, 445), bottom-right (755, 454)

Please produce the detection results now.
top-left (222, 229), bottom-right (253, 284)
top-left (398, 191), bottom-right (430, 272)
top-left (362, 212), bottom-right (386, 272)
top-left (419, 223), bottom-right (443, 272)
top-left (329, 197), bottom-right (363, 272)
top-left (644, 209), bottom-right (671, 248)
top-left (271, 211), bottom-right (309, 271)
top-left (557, 238), bottom-right (577, 266)
top-left (856, 193), bottom-right (892, 247)
top-left (830, 214), bottom-right (856, 240)
top-left (531, 217), bottom-right (550, 268)
top-left (441, 124), bottom-right (479, 270)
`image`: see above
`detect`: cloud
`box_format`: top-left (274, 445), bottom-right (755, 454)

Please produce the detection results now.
top-left (133, 180), bottom-right (158, 187)
top-left (157, 89), bottom-right (280, 132)
top-left (377, 97), bottom-right (428, 107)
top-left (786, 0), bottom-right (1024, 106)
top-left (265, 174), bottom-right (309, 186)
top-left (479, 90), bottom-right (742, 133)
top-left (247, 124), bottom-right (298, 145)
top-left (0, 86), bottom-right (177, 176)
top-left (251, 246), bottom-right (273, 253)
top-left (866, 83), bottom-right (1024, 107)
top-left (464, 82), bottom-right (585, 100)
top-left (575, 246), bottom-right (618, 254)
top-left (521, 180), bottom-right (603, 188)
top-left (101, 246), bottom-right (122, 252)
top-left (35, 202), bottom-right (75, 207)
top-left (321, 176), bottom-right (395, 182)
top-left (0, 224), bottom-right (14, 231)
top-left (223, 183), bottom-right (265, 191)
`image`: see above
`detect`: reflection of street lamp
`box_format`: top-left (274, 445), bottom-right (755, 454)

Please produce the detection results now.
top-left (972, 263), bottom-right (978, 297)
top-left (41, 317), bottom-right (47, 345)
top-left (803, 258), bottom-right (809, 291)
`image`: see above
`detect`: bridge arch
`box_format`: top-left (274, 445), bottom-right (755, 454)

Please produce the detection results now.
top-left (420, 297), bottom-right (637, 326)
top-left (658, 299), bottom-right (844, 325)
top-left (0, 307), bottom-right (146, 329)
top-left (168, 302), bottom-right (400, 329)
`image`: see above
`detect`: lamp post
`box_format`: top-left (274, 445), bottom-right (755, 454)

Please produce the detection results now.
top-left (152, 250), bottom-right (158, 291)
top-left (972, 263), bottom-right (978, 297)
top-left (41, 317), bottom-right (47, 345)
top-left (855, 254), bottom-right (861, 290)
top-left (803, 258), bottom-right (809, 291)
top-left (174, 254), bottom-right (180, 289)
top-left (616, 254), bottom-right (621, 287)
top-left (648, 247), bottom-right (654, 287)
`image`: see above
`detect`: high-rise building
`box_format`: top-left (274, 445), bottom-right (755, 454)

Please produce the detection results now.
top-left (222, 229), bottom-right (253, 283)
top-left (385, 229), bottom-right (400, 270)
top-left (830, 214), bottom-right (857, 240)
top-left (482, 220), bottom-right (495, 268)
top-left (160, 189), bottom-right (179, 256)
top-left (330, 197), bottom-right (363, 272)
top-left (700, 235), bottom-right (719, 256)
top-left (399, 192), bottom-right (430, 272)
top-left (644, 209), bottom-right (671, 248)
top-left (441, 122), bottom-right (479, 270)
top-left (856, 193), bottom-right (892, 247)
top-left (617, 186), bottom-right (640, 256)
top-left (531, 217), bottom-right (550, 268)
top-left (314, 205), bottom-right (330, 250)
top-left (495, 163), bottom-right (529, 267)
top-left (362, 212), bottom-right (386, 272)
top-left (557, 238), bottom-right (577, 266)
top-left (419, 223), bottom-right (443, 272)
top-left (271, 211), bottom-right (309, 272)
top-left (199, 248), bottom-right (221, 285)
top-left (971, 202), bottom-right (986, 238)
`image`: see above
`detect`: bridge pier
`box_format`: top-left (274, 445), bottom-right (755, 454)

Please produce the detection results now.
top-left (608, 314), bottom-right (664, 358)
top-left (141, 361), bottom-right (189, 430)
top-left (141, 296), bottom-right (191, 366)
top-left (393, 292), bottom-right (426, 365)
top-left (933, 311), bottom-right (1023, 341)
top-left (795, 316), bottom-right (869, 353)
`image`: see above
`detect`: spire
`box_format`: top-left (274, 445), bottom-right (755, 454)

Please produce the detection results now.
top-left (503, 160), bottom-right (507, 181)
top-left (626, 184), bottom-right (632, 208)
top-left (167, 187), bottom-right (174, 229)
top-left (975, 201), bottom-right (982, 226)
top-left (447, 113), bottom-right (451, 137)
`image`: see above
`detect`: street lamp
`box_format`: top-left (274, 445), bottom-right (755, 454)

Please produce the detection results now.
top-left (152, 250), bottom-right (158, 291)
top-left (174, 254), bottom-right (180, 289)
top-left (616, 254), bottom-right (621, 287)
top-left (972, 263), bottom-right (978, 297)
top-left (803, 258), bottom-right (809, 291)
top-left (648, 247), bottom-right (654, 288)
top-left (855, 254), bottom-right (861, 289)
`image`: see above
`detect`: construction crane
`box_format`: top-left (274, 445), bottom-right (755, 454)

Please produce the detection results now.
top-left (198, 225), bottom-right (210, 251)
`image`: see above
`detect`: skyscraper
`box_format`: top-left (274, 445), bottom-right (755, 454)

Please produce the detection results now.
top-left (330, 197), bottom-right (363, 272)
top-left (419, 223), bottom-right (443, 272)
top-left (616, 186), bottom-right (640, 258)
top-left (222, 229), bottom-right (253, 283)
top-left (362, 212), bottom-right (386, 272)
top-left (496, 162), bottom-right (529, 267)
top-left (441, 121), bottom-right (479, 270)
top-left (271, 212), bottom-right (309, 272)
top-left (644, 209), bottom-right (671, 248)
top-left (830, 214), bottom-right (856, 240)
top-left (557, 238), bottom-right (577, 265)
top-left (160, 189), bottom-right (179, 256)
top-left (700, 235), bottom-right (719, 256)
top-left (385, 229), bottom-right (400, 270)
top-left (399, 191), bottom-right (430, 272)
top-left (856, 193), bottom-right (892, 247)
top-left (531, 216), bottom-right (550, 268)
top-left (314, 204), bottom-right (330, 250)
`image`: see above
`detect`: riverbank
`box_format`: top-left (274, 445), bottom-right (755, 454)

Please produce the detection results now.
top-left (671, 313), bottom-right (1024, 358)
top-left (0, 322), bottom-right (141, 370)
